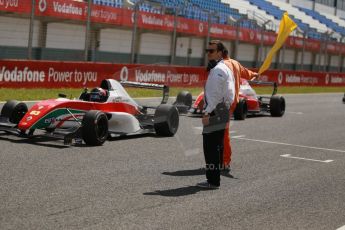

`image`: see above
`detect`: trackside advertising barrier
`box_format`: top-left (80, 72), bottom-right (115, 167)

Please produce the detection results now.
top-left (258, 70), bottom-right (345, 86)
top-left (1, 60), bottom-right (345, 88)
top-left (0, 60), bottom-right (207, 88)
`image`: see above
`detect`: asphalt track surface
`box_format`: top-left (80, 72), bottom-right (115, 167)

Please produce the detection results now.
top-left (1, 93), bottom-right (345, 230)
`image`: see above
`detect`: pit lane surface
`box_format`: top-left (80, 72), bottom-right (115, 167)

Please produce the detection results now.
top-left (1, 93), bottom-right (345, 230)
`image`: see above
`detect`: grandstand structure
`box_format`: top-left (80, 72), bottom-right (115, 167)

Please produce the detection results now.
top-left (0, 0), bottom-right (344, 72)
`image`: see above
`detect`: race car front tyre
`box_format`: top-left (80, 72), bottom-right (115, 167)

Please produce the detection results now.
top-left (154, 104), bottom-right (179, 136)
top-left (1, 100), bottom-right (28, 124)
top-left (270, 96), bottom-right (285, 117)
top-left (82, 110), bottom-right (108, 146)
top-left (342, 94), bottom-right (345, 103)
top-left (234, 99), bottom-right (247, 120)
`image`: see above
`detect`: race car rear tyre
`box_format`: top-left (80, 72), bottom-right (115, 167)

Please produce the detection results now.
top-left (154, 104), bottom-right (179, 136)
top-left (82, 110), bottom-right (108, 146)
top-left (270, 96), bottom-right (285, 117)
top-left (234, 99), bottom-right (247, 120)
top-left (1, 100), bottom-right (28, 124)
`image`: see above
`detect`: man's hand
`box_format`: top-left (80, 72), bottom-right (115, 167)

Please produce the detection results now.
top-left (250, 73), bottom-right (260, 81)
top-left (202, 114), bottom-right (210, 126)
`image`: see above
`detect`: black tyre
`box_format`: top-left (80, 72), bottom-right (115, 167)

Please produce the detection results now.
top-left (174, 91), bottom-right (193, 113)
top-left (82, 110), bottom-right (108, 146)
top-left (1, 100), bottom-right (28, 124)
top-left (154, 104), bottom-right (179, 136)
top-left (270, 95), bottom-right (285, 117)
top-left (342, 94), bottom-right (345, 103)
top-left (175, 91), bottom-right (193, 108)
top-left (234, 99), bottom-right (247, 120)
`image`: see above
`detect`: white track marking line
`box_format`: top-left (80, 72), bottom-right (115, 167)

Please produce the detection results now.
top-left (286, 111), bottom-right (304, 115)
top-left (0, 100), bottom-right (40, 103)
top-left (233, 136), bottom-right (345, 153)
top-left (232, 135), bottom-right (245, 138)
top-left (336, 225), bottom-right (345, 230)
top-left (281, 154), bottom-right (333, 163)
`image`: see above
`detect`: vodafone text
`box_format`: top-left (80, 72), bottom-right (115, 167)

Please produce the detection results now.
top-left (0, 66), bottom-right (98, 84)
top-left (0, 67), bottom-right (44, 82)
top-left (52, 2), bottom-right (82, 15)
top-left (134, 70), bottom-right (199, 85)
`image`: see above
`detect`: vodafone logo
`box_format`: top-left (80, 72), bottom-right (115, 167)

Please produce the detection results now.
top-left (325, 74), bottom-right (330, 85)
top-left (131, 12), bottom-right (135, 23)
top-left (289, 38), bottom-right (294, 46)
top-left (38, 0), bottom-right (47, 12)
top-left (278, 72), bottom-right (284, 84)
top-left (249, 31), bottom-right (255, 40)
top-left (199, 23), bottom-right (204, 33)
top-left (120, 66), bottom-right (129, 81)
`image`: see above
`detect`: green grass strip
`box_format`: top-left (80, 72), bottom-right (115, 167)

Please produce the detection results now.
top-left (0, 86), bottom-right (344, 101)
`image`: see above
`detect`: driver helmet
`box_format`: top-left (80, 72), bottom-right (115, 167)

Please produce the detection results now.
top-left (90, 87), bottom-right (107, 102)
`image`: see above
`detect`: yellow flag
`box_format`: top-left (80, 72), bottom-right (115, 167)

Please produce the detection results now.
top-left (258, 12), bottom-right (297, 74)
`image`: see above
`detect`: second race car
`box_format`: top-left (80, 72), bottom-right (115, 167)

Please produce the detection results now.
top-left (174, 78), bottom-right (285, 120)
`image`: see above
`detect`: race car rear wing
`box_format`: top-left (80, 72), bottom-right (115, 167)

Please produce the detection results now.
top-left (120, 81), bottom-right (169, 104)
top-left (248, 80), bottom-right (278, 96)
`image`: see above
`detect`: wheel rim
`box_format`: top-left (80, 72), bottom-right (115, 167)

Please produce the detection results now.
top-left (280, 99), bottom-right (286, 114)
top-left (169, 110), bottom-right (179, 133)
top-left (243, 104), bottom-right (247, 118)
top-left (96, 115), bottom-right (108, 140)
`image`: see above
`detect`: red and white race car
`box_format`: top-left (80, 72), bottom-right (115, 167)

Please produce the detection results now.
top-left (0, 79), bottom-right (179, 145)
top-left (174, 78), bottom-right (285, 120)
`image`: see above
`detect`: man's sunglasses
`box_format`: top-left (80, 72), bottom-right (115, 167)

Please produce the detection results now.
top-left (205, 49), bottom-right (217, 54)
